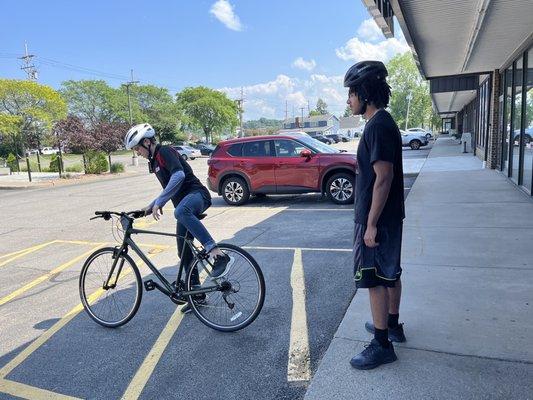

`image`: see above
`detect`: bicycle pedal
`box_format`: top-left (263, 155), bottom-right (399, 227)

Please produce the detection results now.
top-left (144, 280), bottom-right (156, 291)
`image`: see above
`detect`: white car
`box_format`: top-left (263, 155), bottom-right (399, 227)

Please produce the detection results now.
top-left (407, 127), bottom-right (433, 140)
top-left (400, 130), bottom-right (429, 150)
top-left (41, 147), bottom-right (59, 155)
top-left (172, 145), bottom-right (201, 160)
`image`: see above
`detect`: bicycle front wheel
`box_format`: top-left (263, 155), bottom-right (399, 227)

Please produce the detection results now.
top-left (186, 243), bottom-right (265, 332)
top-left (79, 247), bottom-right (142, 328)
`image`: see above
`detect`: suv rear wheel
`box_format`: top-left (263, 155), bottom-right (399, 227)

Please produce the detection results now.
top-left (326, 172), bottom-right (354, 204)
top-left (222, 176), bottom-right (250, 206)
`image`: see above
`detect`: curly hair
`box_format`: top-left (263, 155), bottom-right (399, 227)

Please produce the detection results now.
top-left (349, 75), bottom-right (391, 109)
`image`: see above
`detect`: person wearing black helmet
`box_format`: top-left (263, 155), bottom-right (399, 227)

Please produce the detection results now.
top-left (344, 61), bottom-right (406, 370)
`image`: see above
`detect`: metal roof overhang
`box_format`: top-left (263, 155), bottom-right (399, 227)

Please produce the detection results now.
top-left (380, 0), bottom-right (533, 115)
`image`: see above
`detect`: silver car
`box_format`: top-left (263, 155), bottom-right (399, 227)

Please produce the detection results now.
top-left (172, 145), bottom-right (201, 160)
top-left (400, 130), bottom-right (429, 150)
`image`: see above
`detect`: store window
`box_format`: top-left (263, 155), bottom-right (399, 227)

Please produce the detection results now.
top-left (523, 49), bottom-right (533, 193)
top-left (503, 67), bottom-right (512, 174)
top-left (511, 57), bottom-right (523, 183)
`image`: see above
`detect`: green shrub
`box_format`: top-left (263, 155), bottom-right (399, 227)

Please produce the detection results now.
top-left (110, 162), bottom-right (125, 174)
top-left (48, 154), bottom-right (61, 172)
top-left (20, 161), bottom-right (39, 172)
top-left (6, 153), bottom-right (18, 171)
top-left (65, 164), bottom-right (83, 173)
top-left (85, 151), bottom-right (108, 174)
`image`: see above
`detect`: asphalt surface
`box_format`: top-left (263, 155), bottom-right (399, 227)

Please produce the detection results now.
top-left (0, 140), bottom-right (430, 399)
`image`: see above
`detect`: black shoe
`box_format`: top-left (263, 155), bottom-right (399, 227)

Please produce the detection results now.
top-left (365, 322), bottom-right (406, 343)
top-left (180, 293), bottom-right (207, 314)
top-left (350, 339), bottom-right (397, 370)
top-left (210, 254), bottom-right (233, 279)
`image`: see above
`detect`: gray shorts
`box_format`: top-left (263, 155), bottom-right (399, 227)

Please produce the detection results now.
top-left (353, 223), bottom-right (402, 288)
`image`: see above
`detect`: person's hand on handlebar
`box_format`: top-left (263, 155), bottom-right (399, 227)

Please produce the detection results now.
top-left (142, 205), bottom-right (152, 216)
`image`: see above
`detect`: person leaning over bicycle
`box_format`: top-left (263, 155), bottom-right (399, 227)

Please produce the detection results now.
top-left (124, 123), bottom-right (233, 313)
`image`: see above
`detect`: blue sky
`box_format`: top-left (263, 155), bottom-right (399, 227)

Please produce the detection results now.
top-left (0, 0), bottom-right (408, 119)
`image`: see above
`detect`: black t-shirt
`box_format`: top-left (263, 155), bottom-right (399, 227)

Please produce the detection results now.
top-left (355, 110), bottom-right (405, 226)
top-left (150, 145), bottom-right (211, 207)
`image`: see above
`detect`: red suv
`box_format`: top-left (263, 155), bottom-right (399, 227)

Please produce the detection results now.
top-left (207, 133), bottom-right (356, 206)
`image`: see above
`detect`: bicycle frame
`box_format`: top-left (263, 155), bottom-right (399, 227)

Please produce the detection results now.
top-left (103, 215), bottom-right (219, 299)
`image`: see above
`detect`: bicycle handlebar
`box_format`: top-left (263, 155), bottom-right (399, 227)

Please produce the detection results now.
top-left (90, 210), bottom-right (145, 221)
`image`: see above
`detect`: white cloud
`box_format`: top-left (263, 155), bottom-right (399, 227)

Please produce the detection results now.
top-left (357, 18), bottom-right (384, 43)
top-left (218, 73), bottom-right (349, 120)
top-left (336, 18), bottom-right (409, 63)
top-left (210, 0), bottom-right (242, 31)
top-left (336, 37), bottom-right (409, 63)
top-left (292, 57), bottom-right (316, 71)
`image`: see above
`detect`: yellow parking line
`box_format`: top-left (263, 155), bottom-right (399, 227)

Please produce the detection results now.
top-left (0, 245), bottom-right (103, 307)
top-left (0, 241), bottom-right (57, 260)
top-left (0, 378), bottom-right (81, 400)
top-left (244, 246), bottom-right (351, 252)
top-left (55, 240), bottom-right (170, 250)
top-left (55, 240), bottom-right (106, 246)
top-left (0, 249), bottom-right (165, 380)
top-left (122, 307), bottom-right (185, 399)
top-left (287, 249), bottom-right (311, 382)
top-left (0, 241), bottom-right (58, 268)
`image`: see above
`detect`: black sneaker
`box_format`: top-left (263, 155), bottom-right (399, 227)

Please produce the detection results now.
top-left (180, 294), bottom-right (207, 314)
top-left (210, 254), bottom-right (233, 279)
top-left (365, 322), bottom-right (406, 343)
top-left (350, 339), bottom-right (397, 370)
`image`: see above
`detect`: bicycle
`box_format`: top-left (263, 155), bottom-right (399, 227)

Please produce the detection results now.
top-left (79, 210), bottom-right (265, 332)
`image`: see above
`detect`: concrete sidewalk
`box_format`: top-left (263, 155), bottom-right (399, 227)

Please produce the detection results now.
top-left (305, 136), bottom-right (533, 399)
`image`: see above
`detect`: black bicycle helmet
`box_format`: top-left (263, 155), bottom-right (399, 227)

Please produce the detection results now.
top-left (343, 61), bottom-right (388, 88)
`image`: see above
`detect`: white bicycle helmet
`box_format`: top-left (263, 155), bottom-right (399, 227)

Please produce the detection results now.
top-left (124, 123), bottom-right (156, 150)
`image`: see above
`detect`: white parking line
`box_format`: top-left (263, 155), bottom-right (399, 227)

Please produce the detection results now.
top-left (287, 249), bottom-right (311, 382)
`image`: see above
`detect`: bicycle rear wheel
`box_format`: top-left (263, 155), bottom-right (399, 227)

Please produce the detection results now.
top-left (186, 243), bottom-right (265, 332)
top-left (79, 247), bottom-right (142, 328)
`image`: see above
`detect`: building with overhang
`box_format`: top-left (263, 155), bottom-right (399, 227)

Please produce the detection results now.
top-left (362, 0), bottom-right (533, 195)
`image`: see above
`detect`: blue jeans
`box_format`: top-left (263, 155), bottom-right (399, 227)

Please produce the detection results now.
top-left (174, 192), bottom-right (216, 277)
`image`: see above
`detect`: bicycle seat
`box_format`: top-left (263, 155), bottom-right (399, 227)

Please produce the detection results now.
top-left (198, 213), bottom-right (207, 220)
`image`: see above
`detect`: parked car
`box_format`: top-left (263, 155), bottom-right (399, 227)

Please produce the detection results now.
top-left (194, 143), bottom-right (216, 156)
top-left (309, 133), bottom-right (333, 145)
top-left (41, 147), bottom-right (59, 155)
top-left (337, 133), bottom-right (350, 142)
top-left (207, 133), bottom-right (357, 206)
top-left (172, 145), bottom-right (201, 160)
top-left (325, 133), bottom-right (341, 143)
top-left (407, 127), bottom-right (433, 140)
top-left (513, 128), bottom-right (532, 145)
top-left (400, 130), bottom-right (429, 150)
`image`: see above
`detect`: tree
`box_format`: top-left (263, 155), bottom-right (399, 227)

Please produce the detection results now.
top-left (0, 79), bottom-right (67, 153)
top-left (92, 121), bottom-right (128, 168)
top-left (343, 106), bottom-right (352, 118)
top-left (53, 116), bottom-right (93, 154)
top-left (316, 98), bottom-right (328, 115)
top-left (60, 80), bottom-right (125, 128)
top-left (176, 87), bottom-right (238, 143)
top-left (386, 52), bottom-right (439, 130)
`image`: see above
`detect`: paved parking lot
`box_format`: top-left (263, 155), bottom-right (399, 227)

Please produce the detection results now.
top-left (0, 140), bottom-right (427, 399)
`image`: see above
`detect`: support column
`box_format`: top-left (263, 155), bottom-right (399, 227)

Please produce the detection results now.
top-left (487, 69), bottom-right (502, 169)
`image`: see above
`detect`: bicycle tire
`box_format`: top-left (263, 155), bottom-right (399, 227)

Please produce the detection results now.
top-left (79, 247), bottom-right (143, 328)
top-left (186, 243), bottom-right (265, 332)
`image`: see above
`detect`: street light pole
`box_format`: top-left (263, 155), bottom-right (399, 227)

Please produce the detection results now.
top-left (405, 92), bottom-right (413, 130)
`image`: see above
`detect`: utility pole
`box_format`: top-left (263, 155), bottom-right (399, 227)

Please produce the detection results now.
top-left (285, 100), bottom-right (288, 121)
top-left (19, 42), bottom-right (38, 80)
top-left (307, 100), bottom-right (310, 117)
top-left (19, 43), bottom-right (38, 177)
top-left (300, 107), bottom-right (305, 124)
top-left (125, 69), bottom-right (139, 165)
top-left (405, 91), bottom-right (413, 130)
top-left (235, 87), bottom-right (244, 137)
